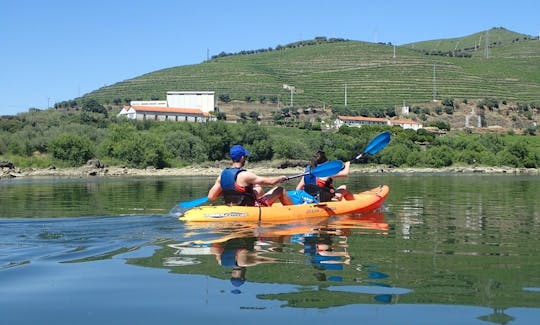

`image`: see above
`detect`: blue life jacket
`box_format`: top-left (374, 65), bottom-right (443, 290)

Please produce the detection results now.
top-left (220, 167), bottom-right (256, 206)
top-left (303, 165), bottom-right (317, 185)
top-left (303, 164), bottom-right (335, 202)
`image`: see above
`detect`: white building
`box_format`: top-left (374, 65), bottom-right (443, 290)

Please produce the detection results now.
top-left (335, 116), bottom-right (388, 128)
top-left (166, 91), bottom-right (215, 113)
top-left (118, 105), bottom-right (214, 122)
top-left (335, 115), bottom-right (422, 131)
top-left (389, 119), bottom-right (422, 131)
top-left (117, 90), bottom-right (216, 122)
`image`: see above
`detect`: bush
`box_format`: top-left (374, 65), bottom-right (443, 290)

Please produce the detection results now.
top-left (272, 140), bottom-right (310, 160)
top-left (423, 145), bottom-right (453, 167)
top-left (50, 133), bottom-right (94, 166)
top-left (164, 130), bottom-right (207, 163)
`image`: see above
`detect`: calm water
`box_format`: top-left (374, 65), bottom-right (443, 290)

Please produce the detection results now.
top-left (1, 173), bottom-right (539, 324)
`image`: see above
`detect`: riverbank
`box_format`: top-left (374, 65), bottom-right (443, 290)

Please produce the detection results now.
top-left (2, 163), bottom-right (539, 179)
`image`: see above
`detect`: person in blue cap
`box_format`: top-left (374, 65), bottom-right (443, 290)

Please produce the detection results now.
top-left (207, 144), bottom-right (293, 206)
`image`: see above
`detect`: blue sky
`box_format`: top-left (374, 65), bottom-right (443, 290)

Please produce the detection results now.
top-left (1, 0), bottom-right (539, 115)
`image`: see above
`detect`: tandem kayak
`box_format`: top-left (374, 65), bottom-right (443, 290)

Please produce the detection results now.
top-left (180, 185), bottom-right (389, 222)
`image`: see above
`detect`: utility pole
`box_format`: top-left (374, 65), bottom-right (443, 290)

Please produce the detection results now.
top-left (344, 83), bottom-right (348, 107)
top-left (283, 84), bottom-right (295, 107)
top-left (432, 63), bottom-right (437, 101)
top-left (485, 30), bottom-right (490, 59)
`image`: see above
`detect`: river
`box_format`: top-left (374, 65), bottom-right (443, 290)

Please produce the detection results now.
top-left (1, 174), bottom-right (539, 324)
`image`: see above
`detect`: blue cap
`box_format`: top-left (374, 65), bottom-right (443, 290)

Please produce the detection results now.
top-left (230, 277), bottom-right (246, 287)
top-left (230, 145), bottom-right (250, 161)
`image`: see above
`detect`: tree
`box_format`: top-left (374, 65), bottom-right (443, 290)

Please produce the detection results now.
top-left (248, 111), bottom-right (259, 121)
top-left (424, 145), bottom-right (453, 167)
top-left (164, 130), bottom-right (207, 163)
top-left (272, 139), bottom-right (310, 160)
top-left (219, 94), bottom-right (231, 103)
top-left (50, 133), bottom-right (94, 166)
top-left (82, 99), bottom-right (108, 116)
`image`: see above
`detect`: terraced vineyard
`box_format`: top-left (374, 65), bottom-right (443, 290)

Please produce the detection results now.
top-left (83, 28), bottom-right (540, 112)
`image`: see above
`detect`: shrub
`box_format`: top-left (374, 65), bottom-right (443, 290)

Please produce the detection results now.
top-left (50, 133), bottom-right (94, 166)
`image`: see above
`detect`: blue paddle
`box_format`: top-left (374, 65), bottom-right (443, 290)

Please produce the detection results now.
top-left (284, 159), bottom-right (344, 181)
top-left (173, 160), bottom-right (344, 212)
top-left (353, 131), bottom-right (391, 160)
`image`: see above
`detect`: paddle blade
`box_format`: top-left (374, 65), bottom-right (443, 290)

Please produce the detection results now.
top-left (355, 132), bottom-right (391, 160)
top-left (310, 160), bottom-right (344, 177)
top-left (170, 196), bottom-right (209, 217)
top-left (179, 196), bottom-right (209, 209)
top-left (364, 132), bottom-right (390, 155)
top-left (284, 160), bottom-right (344, 181)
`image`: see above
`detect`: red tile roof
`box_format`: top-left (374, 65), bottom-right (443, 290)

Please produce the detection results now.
top-left (132, 106), bottom-right (211, 117)
top-left (338, 115), bottom-right (388, 123)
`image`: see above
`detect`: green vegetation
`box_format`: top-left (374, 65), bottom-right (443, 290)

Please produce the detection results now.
top-left (64, 28), bottom-right (540, 115)
top-left (1, 109), bottom-right (539, 169)
top-left (2, 28), bottom-right (539, 171)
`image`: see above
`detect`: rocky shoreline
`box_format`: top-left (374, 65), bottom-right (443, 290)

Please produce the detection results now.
top-left (1, 162), bottom-right (539, 179)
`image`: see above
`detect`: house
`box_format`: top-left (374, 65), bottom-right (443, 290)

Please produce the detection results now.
top-left (118, 105), bottom-right (215, 122)
top-left (117, 90), bottom-right (216, 122)
top-left (335, 116), bottom-right (388, 128)
top-left (335, 115), bottom-right (422, 130)
top-left (388, 119), bottom-right (422, 131)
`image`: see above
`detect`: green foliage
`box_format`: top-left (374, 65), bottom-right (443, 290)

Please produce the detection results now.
top-left (50, 133), bottom-right (94, 166)
top-left (218, 94), bottom-right (231, 103)
top-left (272, 139), bottom-right (311, 160)
top-left (247, 139), bottom-right (274, 162)
top-left (429, 121), bottom-right (451, 131)
top-left (380, 143), bottom-right (411, 167)
top-left (98, 122), bottom-right (167, 168)
top-left (1, 109), bottom-right (539, 170)
top-left (424, 145), bottom-right (454, 167)
top-left (164, 130), bottom-right (207, 163)
top-left (79, 29), bottom-right (540, 117)
top-left (82, 98), bottom-right (108, 116)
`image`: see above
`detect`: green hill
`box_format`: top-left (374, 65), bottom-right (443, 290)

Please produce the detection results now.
top-left (81, 27), bottom-right (540, 112)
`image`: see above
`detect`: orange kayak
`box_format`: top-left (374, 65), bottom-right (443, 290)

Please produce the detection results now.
top-left (180, 185), bottom-right (389, 222)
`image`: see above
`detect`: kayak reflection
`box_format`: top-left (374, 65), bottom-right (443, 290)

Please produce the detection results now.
top-left (126, 210), bottom-right (412, 307)
top-left (159, 211), bottom-right (401, 300)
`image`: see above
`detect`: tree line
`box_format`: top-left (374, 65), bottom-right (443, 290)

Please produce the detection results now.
top-left (1, 107), bottom-right (539, 169)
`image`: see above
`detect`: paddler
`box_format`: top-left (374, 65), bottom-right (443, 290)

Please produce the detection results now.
top-left (296, 150), bottom-right (354, 201)
top-left (207, 144), bottom-right (293, 206)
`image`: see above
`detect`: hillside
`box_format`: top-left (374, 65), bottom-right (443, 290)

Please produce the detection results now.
top-left (75, 28), bottom-right (540, 131)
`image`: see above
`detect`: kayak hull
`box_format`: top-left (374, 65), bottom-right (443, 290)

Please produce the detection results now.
top-left (180, 185), bottom-right (389, 222)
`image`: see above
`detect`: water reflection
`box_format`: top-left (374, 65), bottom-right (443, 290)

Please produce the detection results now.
top-left (126, 211), bottom-right (412, 307)
top-left (3, 175), bottom-right (540, 323)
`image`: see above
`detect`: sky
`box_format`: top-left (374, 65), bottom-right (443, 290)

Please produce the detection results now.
top-left (1, 0), bottom-right (539, 116)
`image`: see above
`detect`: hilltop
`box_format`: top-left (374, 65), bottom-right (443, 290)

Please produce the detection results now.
top-left (53, 27), bottom-right (539, 132)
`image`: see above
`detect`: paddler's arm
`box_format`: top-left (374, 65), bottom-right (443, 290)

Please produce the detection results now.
top-left (296, 177), bottom-right (305, 190)
top-left (239, 171), bottom-right (286, 187)
top-left (207, 175), bottom-right (222, 201)
top-left (333, 161), bottom-right (350, 178)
